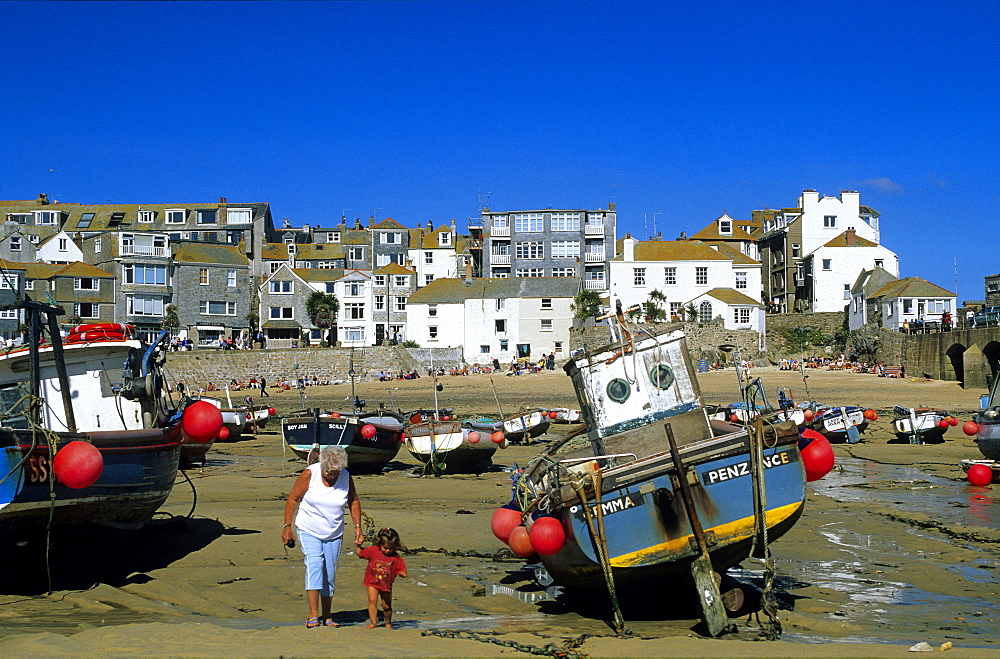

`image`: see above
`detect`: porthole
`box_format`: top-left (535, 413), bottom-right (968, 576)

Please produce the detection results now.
top-left (649, 364), bottom-right (675, 390)
top-left (606, 378), bottom-right (631, 403)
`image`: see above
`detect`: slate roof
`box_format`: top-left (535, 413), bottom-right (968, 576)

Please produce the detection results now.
top-left (0, 200), bottom-right (271, 233)
top-left (689, 214), bottom-right (757, 242)
top-left (613, 239), bottom-right (732, 262)
top-left (373, 218), bottom-right (406, 230)
top-left (292, 268), bottom-right (345, 282)
top-left (851, 267), bottom-right (897, 295)
top-left (20, 261), bottom-right (113, 280)
top-left (408, 277), bottom-right (580, 304)
top-left (822, 231), bottom-right (878, 248)
top-left (869, 277), bottom-right (955, 299)
top-left (374, 262), bottom-right (415, 275)
top-left (174, 243), bottom-right (249, 266)
top-left (701, 288), bottom-right (762, 305)
top-left (701, 242), bottom-right (760, 265)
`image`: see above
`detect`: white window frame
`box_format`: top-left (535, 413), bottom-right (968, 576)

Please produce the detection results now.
top-left (226, 208), bottom-right (253, 224)
top-left (551, 212), bottom-right (581, 232)
top-left (394, 296), bottom-right (407, 312)
top-left (199, 268), bottom-right (210, 285)
top-left (551, 240), bottom-right (580, 258)
top-left (269, 306), bottom-right (294, 319)
top-left (349, 246), bottom-right (364, 261)
top-left (513, 213), bottom-right (544, 232)
top-left (696, 267), bottom-right (708, 286)
top-left (540, 319), bottom-right (553, 332)
top-left (227, 270), bottom-right (237, 288)
top-left (138, 210), bottom-right (155, 223)
top-left (439, 232), bottom-right (451, 246)
top-left (822, 259), bottom-right (832, 271)
top-left (270, 280), bottom-right (293, 294)
top-left (34, 211), bottom-right (58, 226)
top-left (380, 231), bottom-right (401, 244)
top-left (736, 271), bottom-right (747, 289)
top-left (200, 300), bottom-right (236, 315)
top-left (374, 274), bottom-right (386, 287)
top-left (823, 215), bottom-right (837, 228)
top-left (515, 242), bottom-right (544, 259)
top-left (123, 264), bottom-right (167, 286)
top-left (73, 302), bottom-right (100, 319)
top-left (664, 267), bottom-right (676, 285)
top-left (127, 294), bottom-right (166, 317)
top-left (165, 209), bottom-right (186, 224)
top-left (634, 268), bottom-right (646, 286)
top-left (74, 277), bottom-right (99, 291)
top-left (9, 236), bottom-right (21, 252)
top-left (393, 275), bottom-right (408, 287)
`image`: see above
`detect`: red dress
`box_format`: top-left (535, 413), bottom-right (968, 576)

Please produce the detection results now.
top-left (359, 546), bottom-right (406, 592)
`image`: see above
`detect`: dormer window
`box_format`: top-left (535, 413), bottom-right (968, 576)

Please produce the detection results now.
top-left (328, 232), bottom-right (340, 243)
top-left (7, 213), bottom-right (29, 224)
top-left (197, 209), bottom-right (217, 225)
top-left (287, 243), bottom-right (296, 254)
top-left (439, 232), bottom-right (451, 246)
top-left (719, 220), bottom-right (731, 235)
top-left (34, 211), bottom-right (58, 226)
top-left (138, 210), bottom-right (155, 223)
top-left (108, 212), bottom-right (125, 228)
top-left (226, 208), bottom-right (252, 224)
top-left (166, 209), bottom-right (186, 224)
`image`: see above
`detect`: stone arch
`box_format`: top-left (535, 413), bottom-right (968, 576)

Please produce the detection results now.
top-left (946, 342), bottom-right (967, 384)
top-left (984, 340), bottom-right (1000, 384)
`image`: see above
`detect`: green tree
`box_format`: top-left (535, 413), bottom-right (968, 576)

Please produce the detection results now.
top-left (683, 302), bottom-right (698, 322)
top-left (571, 289), bottom-right (602, 319)
top-left (161, 304), bottom-right (180, 331)
top-left (306, 292), bottom-right (340, 330)
top-left (245, 310), bottom-right (260, 333)
top-left (643, 289), bottom-right (667, 322)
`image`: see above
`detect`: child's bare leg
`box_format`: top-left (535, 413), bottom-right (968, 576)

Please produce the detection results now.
top-left (366, 586), bottom-right (380, 628)
top-left (380, 590), bottom-right (393, 628)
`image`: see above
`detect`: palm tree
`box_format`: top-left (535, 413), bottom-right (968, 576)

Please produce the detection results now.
top-left (683, 302), bottom-right (698, 322)
top-left (645, 289), bottom-right (667, 322)
top-left (161, 304), bottom-right (180, 331)
top-left (571, 289), bottom-right (602, 319)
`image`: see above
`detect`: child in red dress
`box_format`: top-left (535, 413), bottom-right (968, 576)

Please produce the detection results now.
top-left (356, 527), bottom-right (407, 628)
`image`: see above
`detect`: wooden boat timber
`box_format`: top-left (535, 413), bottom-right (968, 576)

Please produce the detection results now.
top-left (0, 310), bottom-right (184, 534)
top-left (516, 321), bottom-right (808, 591)
top-left (502, 409), bottom-right (551, 443)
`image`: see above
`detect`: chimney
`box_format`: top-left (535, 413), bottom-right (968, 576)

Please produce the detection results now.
top-left (428, 219), bottom-right (434, 231)
top-left (369, 216), bottom-right (374, 228)
top-left (845, 227), bottom-right (857, 246)
top-left (37, 193), bottom-right (49, 205)
top-left (219, 196), bottom-right (227, 204)
top-left (464, 257), bottom-right (473, 284)
top-left (451, 218), bottom-right (457, 232)
top-left (623, 234), bottom-right (635, 262)
top-left (608, 202), bottom-right (615, 211)
top-left (73, 232), bottom-right (84, 250)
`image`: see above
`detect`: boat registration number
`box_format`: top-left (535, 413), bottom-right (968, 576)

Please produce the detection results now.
top-left (22, 452), bottom-right (51, 486)
top-left (570, 490), bottom-right (644, 519)
top-left (701, 447), bottom-right (797, 485)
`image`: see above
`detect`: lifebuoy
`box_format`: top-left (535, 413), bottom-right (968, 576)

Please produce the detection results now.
top-left (65, 331), bottom-right (129, 342)
top-left (70, 323), bottom-right (135, 336)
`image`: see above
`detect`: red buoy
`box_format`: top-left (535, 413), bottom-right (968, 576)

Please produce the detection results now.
top-left (949, 416), bottom-right (959, 427)
top-left (267, 407), bottom-right (276, 415)
top-left (798, 429), bottom-right (835, 482)
top-left (218, 426), bottom-right (230, 440)
top-left (528, 517), bottom-right (566, 555)
top-left (52, 441), bottom-right (104, 489)
top-left (803, 409), bottom-right (815, 421)
top-left (963, 421), bottom-right (979, 436)
top-left (331, 412), bottom-right (341, 418)
top-left (548, 410), bottom-right (558, 420)
top-left (182, 401), bottom-right (224, 442)
top-left (360, 424), bottom-right (377, 439)
top-left (467, 431), bottom-right (481, 444)
top-left (491, 430), bottom-right (505, 443)
top-left (508, 525), bottom-right (535, 557)
top-left (490, 506), bottom-right (522, 542)
top-left (729, 414), bottom-right (740, 423)
top-left (863, 408), bottom-right (877, 421)
top-left (967, 464), bottom-right (992, 486)
top-left (938, 419), bottom-right (950, 428)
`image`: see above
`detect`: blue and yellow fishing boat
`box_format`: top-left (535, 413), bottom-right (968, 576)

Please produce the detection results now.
top-left (511, 313), bottom-right (825, 593)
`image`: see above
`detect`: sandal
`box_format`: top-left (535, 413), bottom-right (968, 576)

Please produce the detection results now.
top-left (306, 618), bottom-right (320, 628)
top-left (324, 618), bottom-right (340, 627)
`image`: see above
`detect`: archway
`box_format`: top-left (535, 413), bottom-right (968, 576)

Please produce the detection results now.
top-left (946, 342), bottom-right (967, 384)
top-left (984, 340), bottom-right (1000, 387)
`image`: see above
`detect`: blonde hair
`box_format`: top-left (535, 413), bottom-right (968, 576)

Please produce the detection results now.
top-left (320, 445), bottom-right (348, 473)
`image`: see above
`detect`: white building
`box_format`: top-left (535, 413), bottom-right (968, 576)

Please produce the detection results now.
top-left (866, 277), bottom-right (957, 331)
top-left (407, 221), bottom-right (464, 288)
top-left (406, 277), bottom-right (578, 364)
top-left (808, 228), bottom-right (900, 313)
top-left (608, 236), bottom-right (763, 324)
top-left (36, 230), bottom-right (83, 264)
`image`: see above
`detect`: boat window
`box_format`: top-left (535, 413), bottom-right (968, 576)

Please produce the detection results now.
top-left (0, 382), bottom-right (30, 429)
top-left (606, 378), bottom-right (631, 403)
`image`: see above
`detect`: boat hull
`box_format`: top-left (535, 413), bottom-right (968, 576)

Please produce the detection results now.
top-left (532, 427), bottom-right (806, 590)
top-left (807, 407), bottom-right (868, 442)
top-left (404, 421), bottom-right (499, 474)
top-left (891, 409), bottom-right (948, 443)
top-left (960, 458), bottom-right (1000, 483)
top-left (282, 412), bottom-right (404, 473)
top-left (0, 426), bottom-right (182, 534)
top-left (502, 410), bottom-right (551, 443)
top-left (976, 419), bottom-right (1000, 459)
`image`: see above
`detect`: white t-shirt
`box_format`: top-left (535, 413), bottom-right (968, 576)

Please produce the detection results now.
top-left (295, 463), bottom-right (350, 540)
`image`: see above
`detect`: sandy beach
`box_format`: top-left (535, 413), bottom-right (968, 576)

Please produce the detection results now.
top-left (0, 365), bottom-right (997, 656)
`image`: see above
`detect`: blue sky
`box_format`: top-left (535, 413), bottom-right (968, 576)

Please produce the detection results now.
top-left (2, 1), bottom-right (997, 300)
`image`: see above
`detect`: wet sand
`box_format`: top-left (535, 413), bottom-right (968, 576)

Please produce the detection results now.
top-left (0, 366), bottom-right (997, 656)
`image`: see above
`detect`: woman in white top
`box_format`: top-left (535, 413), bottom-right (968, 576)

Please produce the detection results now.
top-left (282, 446), bottom-right (364, 628)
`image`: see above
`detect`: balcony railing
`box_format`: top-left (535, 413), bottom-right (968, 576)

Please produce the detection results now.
top-left (584, 279), bottom-right (607, 291)
top-left (121, 246), bottom-right (168, 257)
top-left (584, 251), bottom-right (606, 263)
top-left (491, 253), bottom-right (511, 265)
top-left (585, 223), bottom-right (604, 236)
top-left (490, 225), bottom-right (511, 237)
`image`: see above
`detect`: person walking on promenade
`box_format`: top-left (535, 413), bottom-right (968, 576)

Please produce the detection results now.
top-left (259, 376), bottom-right (270, 396)
top-left (282, 446), bottom-right (364, 628)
